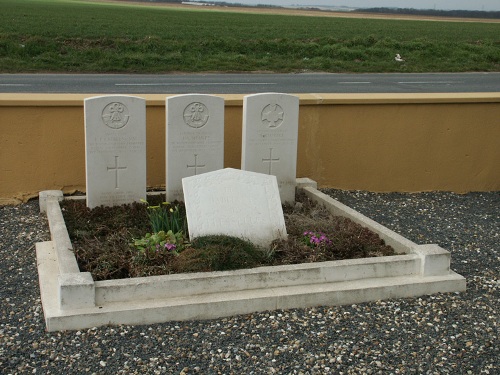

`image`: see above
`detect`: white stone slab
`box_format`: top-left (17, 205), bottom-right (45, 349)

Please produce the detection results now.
top-left (84, 95), bottom-right (146, 209)
top-left (166, 94), bottom-right (224, 202)
top-left (182, 168), bottom-right (287, 248)
top-left (241, 93), bottom-right (299, 204)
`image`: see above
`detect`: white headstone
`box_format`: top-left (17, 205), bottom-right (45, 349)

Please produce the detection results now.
top-left (182, 168), bottom-right (287, 248)
top-left (241, 93), bottom-right (299, 204)
top-left (84, 95), bottom-right (146, 209)
top-left (166, 94), bottom-right (224, 202)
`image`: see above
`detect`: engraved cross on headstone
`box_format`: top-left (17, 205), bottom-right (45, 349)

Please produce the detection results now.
top-left (187, 154), bottom-right (206, 175)
top-left (107, 155), bottom-right (127, 189)
top-left (262, 148), bottom-right (280, 175)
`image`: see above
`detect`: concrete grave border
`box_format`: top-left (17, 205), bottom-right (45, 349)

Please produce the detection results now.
top-left (36, 179), bottom-right (465, 332)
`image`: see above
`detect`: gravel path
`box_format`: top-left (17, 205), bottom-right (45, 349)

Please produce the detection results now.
top-left (1, 191), bottom-right (498, 374)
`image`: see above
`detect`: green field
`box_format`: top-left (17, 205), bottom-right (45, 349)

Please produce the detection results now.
top-left (0, 0), bottom-right (499, 73)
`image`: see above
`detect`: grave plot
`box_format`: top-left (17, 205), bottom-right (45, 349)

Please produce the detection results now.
top-left (34, 94), bottom-right (465, 331)
top-left (36, 177), bottom-right (465, 331)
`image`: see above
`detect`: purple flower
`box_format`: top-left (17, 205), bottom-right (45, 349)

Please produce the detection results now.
top-left (164, 243), bottom-right (177, 251)
top-left (303, 230), bottom-right (332, 248)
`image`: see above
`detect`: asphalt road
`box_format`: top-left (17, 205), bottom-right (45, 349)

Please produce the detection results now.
top-left (1, 72), bottom-right (499, 94)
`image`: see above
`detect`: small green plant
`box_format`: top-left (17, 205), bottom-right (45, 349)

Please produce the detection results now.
top-left (303, 231), bottom-right (332, 248)
top-left (141, 199), bottom-right (186, 234)
top-left (132, 199), bottom-right (188, 260)
top-left (132, 230), bottom-right (184, 256)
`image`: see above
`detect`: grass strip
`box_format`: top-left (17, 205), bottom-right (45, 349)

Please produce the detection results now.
top-left (0, 0), bottom-right (499, 73)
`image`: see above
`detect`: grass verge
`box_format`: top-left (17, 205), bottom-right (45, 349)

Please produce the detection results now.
top-left (1, 0), bottom-right (499, 73)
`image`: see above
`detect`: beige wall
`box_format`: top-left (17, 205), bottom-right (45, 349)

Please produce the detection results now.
top-left (1, 93), bottom-right (499, 204)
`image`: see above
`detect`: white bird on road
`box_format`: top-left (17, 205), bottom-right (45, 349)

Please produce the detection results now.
top-left (395, 54), bottom-right (405, 62)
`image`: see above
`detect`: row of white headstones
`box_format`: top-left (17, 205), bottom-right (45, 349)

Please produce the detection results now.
top-left (84, 93), bottom-right (299, 210)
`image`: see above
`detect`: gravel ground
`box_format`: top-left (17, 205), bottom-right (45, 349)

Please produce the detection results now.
top-left (1, 190), bottom-right (498, 374)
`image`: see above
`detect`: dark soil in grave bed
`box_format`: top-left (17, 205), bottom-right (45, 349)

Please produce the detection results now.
top-left (61, 191), bottom-right (396, 281)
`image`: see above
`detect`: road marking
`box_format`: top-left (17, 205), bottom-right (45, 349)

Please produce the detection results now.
top-left (115, 82), bottom-right (277, 86)
top-left (398, 81), bottom-right (459, 84)
top-left (338, 82), bottom-right (371, 84)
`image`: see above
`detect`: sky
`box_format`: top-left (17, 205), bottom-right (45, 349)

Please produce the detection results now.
top-left (209, 1), bottom-right (500, 12)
